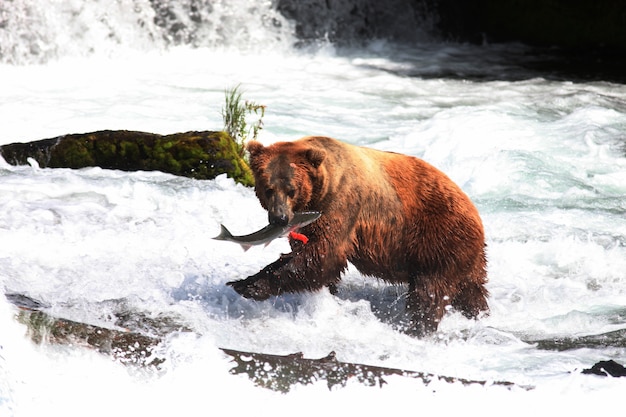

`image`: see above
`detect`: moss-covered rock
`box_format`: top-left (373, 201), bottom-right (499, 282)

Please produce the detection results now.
top-left (0, 130), bottom-right (254, 186)
top-left (16, 309), bottom-right (165, 367)
top-left (8, 292), bottom-right (523, 390)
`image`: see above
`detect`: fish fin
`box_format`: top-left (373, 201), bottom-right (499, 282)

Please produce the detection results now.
top-left (241, 244), bottom-right (252, 252)
top-left (213, 224), bottom-right (232, 240)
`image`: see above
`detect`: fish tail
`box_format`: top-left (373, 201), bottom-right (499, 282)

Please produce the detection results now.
top-left (213, 224), bottom-right (233, 241)
top-left (214, 225), bottom-right (252, 251)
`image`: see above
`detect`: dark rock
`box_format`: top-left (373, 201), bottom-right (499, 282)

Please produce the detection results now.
top-left (276, 0), bottom-right (429, 45)
top-left (221, 348), bottom-right (524, 393)
top-left (0, 130), bottom-right (254, 186)
top-left (276, 0), bottom-right (626, 52)
top-left (532, 329), bottom-right (626, 351)
top-left (582, 360), bottom-right (626, 377)
top-left (468, 0), bottom-right (626, 50)
top-left (16, 308), bottom-right (166, 368)
top-left (6, 292), bottom-right (527, 391)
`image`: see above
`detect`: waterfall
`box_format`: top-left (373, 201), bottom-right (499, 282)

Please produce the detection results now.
top-left (0, 0), bottom-right (296, 64)
top-left (0, 0), bottom-right (435, 64)
top-left (276, 0), bottom-right (435, 46)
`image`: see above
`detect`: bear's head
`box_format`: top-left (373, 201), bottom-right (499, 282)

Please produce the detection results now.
top-left (247, 140), bottom-right (326, 226)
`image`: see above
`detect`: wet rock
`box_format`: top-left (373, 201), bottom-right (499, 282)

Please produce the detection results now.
top-left (16, 308), bottom-right (166, 368)
top-left (473, 0), bottom-right (626, 50)
top-left (582, 360), bottom-right (626, 377)
top-left (532, 329), bottom-right (626, 351)
top-left (276, 0), bottom-right (428, 45)
top-left (6, 292), bottom-right (527, 391)
top-left (221, 348), bottom-right (524, 393)
top-left (277, 0), bottom-right (626, 52)
top-left (7, 292), bottom-right (625, 389)
top-left (7, 292), bottom-right (190, 368)
top-left (0, 130), bottom-right (254, 186)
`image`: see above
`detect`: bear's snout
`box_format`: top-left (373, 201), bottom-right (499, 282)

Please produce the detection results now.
top-left (268, 211), bottom-right (289, 226)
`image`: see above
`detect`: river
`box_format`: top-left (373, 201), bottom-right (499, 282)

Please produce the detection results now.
top-left (1, 1), bottom-right (626, 415)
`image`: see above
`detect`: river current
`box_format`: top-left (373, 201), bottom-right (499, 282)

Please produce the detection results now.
top-left (1, 1), bottom-right (626, 415)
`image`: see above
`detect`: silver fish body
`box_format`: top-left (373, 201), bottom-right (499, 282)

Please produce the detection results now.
top-left (213, 211), bottom-right (321, 251)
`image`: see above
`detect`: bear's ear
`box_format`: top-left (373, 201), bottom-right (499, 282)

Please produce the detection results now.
top-left (246, 141), bottom-right (265, 158)
top-left (305, 148), bottom-right (326, 168)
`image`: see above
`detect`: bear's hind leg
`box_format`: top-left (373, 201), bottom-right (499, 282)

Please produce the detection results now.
top-left (405, 278), bottom-right (449, 337)
top-left (451, 281), bottom-right (489, 319)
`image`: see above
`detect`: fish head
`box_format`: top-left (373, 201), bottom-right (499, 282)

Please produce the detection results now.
top-left (247, 140), bottom-right (326, 226)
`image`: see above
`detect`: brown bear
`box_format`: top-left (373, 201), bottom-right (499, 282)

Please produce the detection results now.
top-left (227, 136), bottom-right (488, 336)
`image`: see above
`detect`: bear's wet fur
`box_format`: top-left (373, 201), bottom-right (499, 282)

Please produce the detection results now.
top-left (227, 136), bottom-right (488, 336)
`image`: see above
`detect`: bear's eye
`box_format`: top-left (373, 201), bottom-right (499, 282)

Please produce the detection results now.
top-left (287, 189), bottom-right (296, 199)
top-left (265, 189), bottom-right (274, 199)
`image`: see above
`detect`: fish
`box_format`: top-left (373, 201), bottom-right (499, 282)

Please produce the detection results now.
top-left (213, 211), bottom-right (321, 251)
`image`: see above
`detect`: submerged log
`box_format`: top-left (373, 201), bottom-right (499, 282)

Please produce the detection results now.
top-left (9, 293), bottom-right (168, 368)
top-left (7, 293), bottom-right (526, 390)
top-left (18, 309), bottom-right (166, 367)
top-left (0, 130), bottom-right (254, 186)
top-left (12, 300), bottom-right (524, 391)
top-left (10, 292), bottom-right (624, 392)
top-left (220, 348), bottom-right (523, 392)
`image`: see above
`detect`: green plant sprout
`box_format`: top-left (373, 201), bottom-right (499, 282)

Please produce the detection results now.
top-left (221, 84), bottom-right (266, 159)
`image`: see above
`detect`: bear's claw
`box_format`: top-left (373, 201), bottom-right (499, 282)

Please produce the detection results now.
top-left (227, 277), bottom-right (273, 301)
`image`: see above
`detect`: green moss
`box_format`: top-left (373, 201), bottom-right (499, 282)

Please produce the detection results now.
top-left (118, 140), bottom-right (140, 163)
top-left (49, 138), bottom-right (95, 168)
top-left (0, 130), bottom-right (254, 186)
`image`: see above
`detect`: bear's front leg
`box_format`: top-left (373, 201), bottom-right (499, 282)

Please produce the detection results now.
top-left (226, 253), bottom-right (292, 300)
top-left (228, 241), bottom-right (348, 300)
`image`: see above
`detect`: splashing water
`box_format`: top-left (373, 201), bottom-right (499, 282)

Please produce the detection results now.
top-left (1, 1), bottom-right (626, 415)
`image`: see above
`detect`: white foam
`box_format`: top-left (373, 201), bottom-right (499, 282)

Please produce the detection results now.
top-left (1, 40), bottom-right (626, 413)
